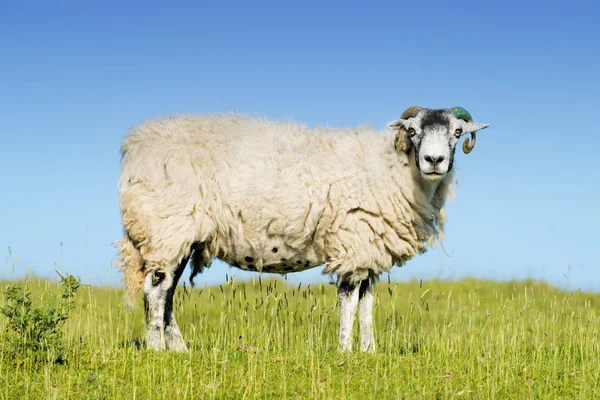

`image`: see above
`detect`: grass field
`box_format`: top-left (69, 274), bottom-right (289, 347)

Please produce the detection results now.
top-left (1, 276), bottom-right (599, 399)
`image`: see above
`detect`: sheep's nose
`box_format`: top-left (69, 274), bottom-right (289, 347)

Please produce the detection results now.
top-left (424, 155), bottom-right (445, 165)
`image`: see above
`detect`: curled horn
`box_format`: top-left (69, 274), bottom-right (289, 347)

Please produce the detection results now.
top-left (451, 106), bottom-right (476, 154)
top-left (401, 106), bottom-right (424, 120)
top-left (396, 106), bottom-right (423, 153)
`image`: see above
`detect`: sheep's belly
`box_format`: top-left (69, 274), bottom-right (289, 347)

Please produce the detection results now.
top-left (220, 241), bottom-right (323, 274)
top-left (227, 259), bottom-right (321, 274)
top-left (218, 215), bottom-right (325, 273)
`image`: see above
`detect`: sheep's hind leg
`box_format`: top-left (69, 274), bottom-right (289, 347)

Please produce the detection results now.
top-left (143, 257), bottom-right (189, 351)
top-left (358, 276), bottom-right (376, 352)
top-left (337, 277), bottom-right (360, 352)
top-left (164, 257), bottom-right (189, 352)
top-left (143, 268), bottom-right (170, 350)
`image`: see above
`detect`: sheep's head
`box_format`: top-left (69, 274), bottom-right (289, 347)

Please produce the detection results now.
top-left (388, 106), bottom-right (490, 182)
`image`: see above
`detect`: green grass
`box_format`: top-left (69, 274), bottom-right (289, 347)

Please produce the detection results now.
top-left (1, 277), bottom-right (599, 399)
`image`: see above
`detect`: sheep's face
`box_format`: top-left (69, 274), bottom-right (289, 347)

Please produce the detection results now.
top-left (388, 109), bottom-right (490, 182)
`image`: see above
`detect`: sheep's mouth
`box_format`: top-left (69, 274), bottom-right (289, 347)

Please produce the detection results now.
top-left (421, 171), bottom-right (446, 181)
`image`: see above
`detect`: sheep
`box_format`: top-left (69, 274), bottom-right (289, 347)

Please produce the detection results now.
top-left (117, 106), bottom-right (490, 352)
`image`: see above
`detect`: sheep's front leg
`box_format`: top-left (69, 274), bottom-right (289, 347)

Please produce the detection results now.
top-left (358, 278), bottom-right (375, 352)
top-left (164, 258), bottom-right (188, 352)
top-left (143, 269), bottom-right (171, 350)
top-left (337, 278), bottom-right (360, 351)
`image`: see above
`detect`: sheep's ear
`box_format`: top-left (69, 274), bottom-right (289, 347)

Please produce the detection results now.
top-left (387, 118), bottom-right (411, 132)
top-left (395, 133), bottom-right (413, 153)
top-left (460, 121), bottom-right (491, 133)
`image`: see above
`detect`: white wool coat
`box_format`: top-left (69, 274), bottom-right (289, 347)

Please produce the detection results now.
top-left (118, 114), bottom-right (454, 297)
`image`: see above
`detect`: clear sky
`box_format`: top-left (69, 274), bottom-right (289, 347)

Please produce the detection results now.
top-left (1, 0), bottom-right (599, 290)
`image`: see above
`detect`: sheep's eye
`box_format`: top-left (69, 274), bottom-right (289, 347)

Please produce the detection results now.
top-left (454, 128), bottom-right (463, 138)
top-left (408, 128), bottom-right (416, 136)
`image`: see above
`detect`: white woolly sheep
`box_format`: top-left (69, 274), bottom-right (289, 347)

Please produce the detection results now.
top-left (117, 106), bottom-right (490, 352)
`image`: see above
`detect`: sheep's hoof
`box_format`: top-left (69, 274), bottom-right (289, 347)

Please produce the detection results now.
top-left (169, 342), bottom-right (189, 353)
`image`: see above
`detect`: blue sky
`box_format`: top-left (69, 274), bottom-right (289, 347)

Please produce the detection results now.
top-left (1, 0), bottom-right (598, 290)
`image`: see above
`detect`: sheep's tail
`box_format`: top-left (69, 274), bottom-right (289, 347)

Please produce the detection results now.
top-left (116, 233), bottom-right (145, 307)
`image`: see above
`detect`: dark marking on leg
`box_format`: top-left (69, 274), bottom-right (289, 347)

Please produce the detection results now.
top-left (338, 279), bottom-right (356, 294)
top-left (164, 256), bottom-right (189, 352)
top-left (143, 290), bottom-right (151, 326)
top-left (359, 278), bottom-right (370, 299)
top-left (152, 271), bottom-right (166, 286)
